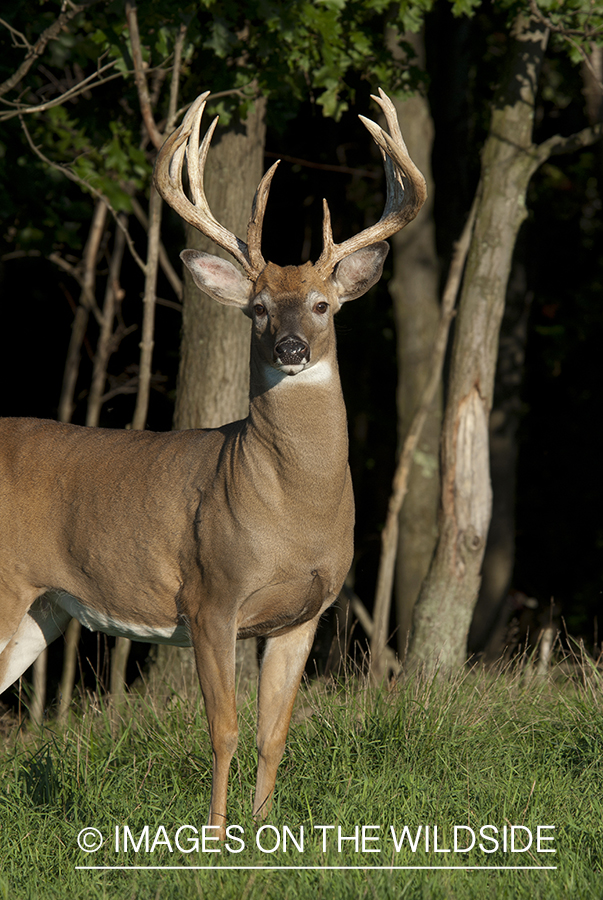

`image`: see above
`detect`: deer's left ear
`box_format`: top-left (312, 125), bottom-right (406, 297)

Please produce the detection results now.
top-left (331, 242), bottom-right (390, 304)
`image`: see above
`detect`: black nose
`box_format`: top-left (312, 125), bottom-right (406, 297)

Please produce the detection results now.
top-left (274, 336), bottom-right (310, 365)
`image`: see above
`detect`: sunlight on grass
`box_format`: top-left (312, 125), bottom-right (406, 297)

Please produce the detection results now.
top-left (1, 656), bottom-right (601, 899)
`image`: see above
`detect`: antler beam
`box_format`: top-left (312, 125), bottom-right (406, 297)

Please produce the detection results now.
top-left (154, 88), bottom-right (426, 281)
top-left (315, 88), bottom-right (427, 276)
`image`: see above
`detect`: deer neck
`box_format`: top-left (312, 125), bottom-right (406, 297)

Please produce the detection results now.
top-left (244, 348), bottom-right (349, 485)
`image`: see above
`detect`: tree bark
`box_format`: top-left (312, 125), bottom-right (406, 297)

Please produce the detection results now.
top-left (406, 15), bottom-right (549, 673)
top-left (156, 98), bottom-right (267, 693)
top-left (468, 258), bottom-right (532, 657)
top-left (58, 199), bottom-right (108, 423)
top-left (370, 197), bottom-right (475, 683)
top-left (388, 34), bottom-right (442, 659)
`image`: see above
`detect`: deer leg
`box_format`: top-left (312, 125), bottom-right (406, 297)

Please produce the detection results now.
top-left (0, 592), bottom-right (71, 694)
top-left (253, 616), bottom-right (319, 819)
top-left (190, 616), bottom-right (239, 840)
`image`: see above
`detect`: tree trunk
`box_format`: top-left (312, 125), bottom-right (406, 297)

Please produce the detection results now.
top-left (388, 33), bottom-right (441, 659)
top-left (53, 199), bottom-right (108, 722)
top-left (406, 15), bottom-right (548, 673)
top-left (468, 257), bottom-right (532, 657)
top-left (155, 98), bottom-right (267, 694)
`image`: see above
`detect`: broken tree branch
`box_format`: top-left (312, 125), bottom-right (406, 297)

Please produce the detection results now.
top-left (369, 193), bottom-right (479, 683)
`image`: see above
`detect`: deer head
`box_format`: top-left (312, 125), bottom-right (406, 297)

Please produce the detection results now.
top-left (154, 89), bottom-right (427, 379)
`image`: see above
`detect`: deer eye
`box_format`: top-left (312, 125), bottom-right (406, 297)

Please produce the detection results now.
top-left (314, 301), bottom-right (328, 315)
top-left (254, 303), bottom-right (267, 317)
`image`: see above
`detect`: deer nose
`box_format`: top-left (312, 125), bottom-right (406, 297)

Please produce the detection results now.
top-left (274, 336), bottom-right (310, 366)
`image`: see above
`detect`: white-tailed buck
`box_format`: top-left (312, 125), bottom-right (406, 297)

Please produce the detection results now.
top-left (0, 89), bottom-right (425, 835)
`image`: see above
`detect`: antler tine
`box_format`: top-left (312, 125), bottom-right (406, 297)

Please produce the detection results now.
top-left (155, 93), bottom-right (207, 199)
top-left (371, 87), bottom-right (409, 155)
top-left (321, 198), bottom-right (335, 257)
top-left (186, 101), bottom-right (214, 209)
top-left (154, 91), bottom-right (257, 278)
top-left (360, 117), bottom-right (408, 219)
top-left (367, 88), bottom-right (409, 219)
top-left (246, 160), bottom-right (280, 273)
top-left (315, 88), bottom-right (427, 277)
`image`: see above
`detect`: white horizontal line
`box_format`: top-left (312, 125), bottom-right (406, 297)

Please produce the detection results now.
top-left (76, 865), bottom-right (557, 871)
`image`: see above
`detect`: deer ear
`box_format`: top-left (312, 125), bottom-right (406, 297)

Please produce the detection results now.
top-left (181, 250), bottom-right (253, 309)
top-left (332, 242), bottom-right (390, 304)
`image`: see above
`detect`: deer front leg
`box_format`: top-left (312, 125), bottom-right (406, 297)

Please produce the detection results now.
top-left (190, 616), bottom-right (239, 841)
top-left (0, 592), bottom-right (71, 694)
top-left (253, 616), bottom-right (319, 819)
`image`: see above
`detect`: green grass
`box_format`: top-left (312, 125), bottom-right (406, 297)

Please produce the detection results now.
top-left (1, 660), bottom-right (602, 899)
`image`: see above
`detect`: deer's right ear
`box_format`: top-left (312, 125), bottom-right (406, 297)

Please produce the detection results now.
top-left (181, 250), bottom-right (253, 311)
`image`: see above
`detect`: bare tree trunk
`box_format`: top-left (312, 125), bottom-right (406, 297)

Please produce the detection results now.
top-left (581, 45), bottom-right (603, 130)
top-left (58, 200), bottom-right (108, 423)
top-left (45, 199), bottom-right (107, 723)
top-left (58, 219), bottom-right (129, 721)
top-left (87, 217), bottom-right (128, 427)
top-left (29, 641), bottom-right (47, 727)
top-left (469, 40), bottom-right (601, 661)
top-left (406, 15), bottom-right (549, 673)
top-left (131, 186), bottom-right (163, 430)
top-left (155, 98), bottom-right (268, 694)
top-left (468, 259), bottom-right (532, 656)
top-left (57, 619), bottom-right (80, 722)
top-left (110, 187), bottom-right (163, 706)
top-left (387, 32), bottom-right (442, 660)
top-left (370, 196), bottom-right (476, 682)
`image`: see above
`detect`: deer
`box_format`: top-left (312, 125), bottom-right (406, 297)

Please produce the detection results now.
top-left (0, 88), bottom-right (426, 837)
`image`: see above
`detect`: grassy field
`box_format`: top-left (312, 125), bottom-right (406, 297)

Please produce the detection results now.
top-left (1, 656), bottom-right (601, 900)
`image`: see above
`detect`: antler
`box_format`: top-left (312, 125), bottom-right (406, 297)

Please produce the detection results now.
top-left (314, 88), bottom-right (427, 277)
top-left (155, 88), bottom-right (426, 280)
top-left (153, 91), bottom-right (279, 279)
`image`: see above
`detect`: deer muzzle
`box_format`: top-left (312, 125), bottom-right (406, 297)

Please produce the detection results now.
top-left (274, 336), bottom-right (310, 371)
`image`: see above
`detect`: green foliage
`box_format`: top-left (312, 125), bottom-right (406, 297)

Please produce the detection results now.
top-left (1, 0), bottom-right (598, 259)
top-left (522, 0), bottom-right (603, 59)
top-left (449, 0), bottom-right (482, 15)
top-left (0, 0), bottom-right (434, 258)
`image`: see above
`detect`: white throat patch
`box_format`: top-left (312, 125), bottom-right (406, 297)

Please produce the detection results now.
top-left (260, 359), bottom-right (333, 390)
